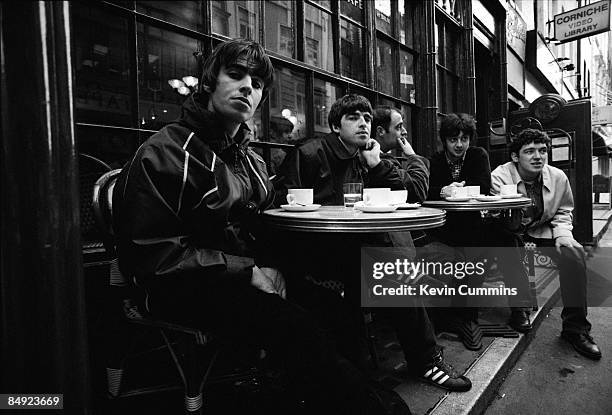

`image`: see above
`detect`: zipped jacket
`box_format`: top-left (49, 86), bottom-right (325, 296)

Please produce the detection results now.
top-left (113, 93), bottom-right (274, 284)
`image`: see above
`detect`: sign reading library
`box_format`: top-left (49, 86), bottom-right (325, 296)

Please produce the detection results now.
top-left (554, 0), bottom-right (610, 43)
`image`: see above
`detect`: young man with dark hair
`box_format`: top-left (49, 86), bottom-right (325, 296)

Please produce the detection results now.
top-left (112, 39), bottom-right (411, 414)
top-left (277, 95), bottom-right (472, 393)
top-left (427, 113), bottom-right (533, 346)
top-left (491, 128), bottom-right (601, 360)
top-left (372, 106), bottom-right (429, 203)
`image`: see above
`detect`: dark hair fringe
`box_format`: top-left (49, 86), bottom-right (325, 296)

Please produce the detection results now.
top-left (509, 128), bottom-right (551, 155)
top-left (439, 113), bottom-right (477, 142)
top-left (328, 94), bottom-right (373, 130)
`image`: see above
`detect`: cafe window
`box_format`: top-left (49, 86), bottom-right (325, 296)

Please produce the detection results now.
top-left (375, 0), bottom-right (392, 37)
top-left (435, 18), bottom-right (460, 113)
top-left (304, 3), bottom-right (334, 72)
top-left (313, 79), bottom-right (344, 138)
top-left (268, 68), bottom-right (307, 143)
top-left (376, 39), bottom-right (394, 95)
top-left (211, 1), bottom-right (261, 42)
top-left (136, 1), bottom-right (202, 32)
top-left (137, 23), bottom-right (200, 131)
top-left (73, 4), bottom-right (132, 127)
top-left (340, 19), bottom-right (366, 83)
top-left (265, 1), bottom-right (294, 58)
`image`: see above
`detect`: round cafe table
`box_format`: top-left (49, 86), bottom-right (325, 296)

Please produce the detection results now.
top-left (262, 205), bottom-right (445, 233)
top-left (422, 196), bottom-right (531, 211)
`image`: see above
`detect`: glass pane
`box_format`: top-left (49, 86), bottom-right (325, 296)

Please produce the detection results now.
top-left (313, 78), bottom-right (343, 138)
top-left (136, 1), bottom-right (202, 31)
top-left (445, 30), bottom-right (458, 72)
top-left (247, 107), bottom-right (263, 140)
top-left (108, 1), bottom-right (134, 9)
top-left (376, 38), bottom-right (394, 95)
top-left (77, 126), bottom-right (139, 169)
top-left (399, 0), bottom-right (414, 48)
top-left (304, 4), bottom-right (334, 72)
top-left (436, 22), bottom-right (442, 65)
top-left (445, 73), bottom-right (458, 114)
top-left (269, 68), bottom-right (306, 143)
top-left (137, 23), bottom-right (200, 131)
top-left (310, 0), bottom-right (331, 10)
top-left (341, 0), bottom-right (365, 23)
top-left (340, 20), bottom-right (366, 83)
top-left (73, 4), bottom-right (132, 127)
top-left (400, 50), bottom-right (415, 103)
top-left (375, 0), bottom-right (393, 36)
top-left (265, 1), bottom-right (294, 58)
top-left (211, 1), bottom-right (260, 41)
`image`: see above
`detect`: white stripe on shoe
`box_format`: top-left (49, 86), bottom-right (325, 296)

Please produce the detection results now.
top-left (437, 374), bottom-right (450, 385)
top-left (424, 366), bottom-right (437, 378)
top-left (431, 370), bottom-right (444, 381)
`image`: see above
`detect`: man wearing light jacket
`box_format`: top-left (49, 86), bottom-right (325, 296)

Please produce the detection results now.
top-left (491, 128), bottom-right (601, 360)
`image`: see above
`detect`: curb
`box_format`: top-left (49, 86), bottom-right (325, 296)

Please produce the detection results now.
top-left (429, 277), bottom-right (561, 415)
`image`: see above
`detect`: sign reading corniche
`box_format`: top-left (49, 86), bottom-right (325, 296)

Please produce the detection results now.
top-left (554, 0), bottom-right (611, 43)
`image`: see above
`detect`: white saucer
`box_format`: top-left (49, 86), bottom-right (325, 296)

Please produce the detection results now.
top-left (475, 195), bottom-right (502, 202)
top-left (355, 204), bottom-right (398, 213)
top-left (280, 204), bottom-right (321, 212)
top-left (501, 193), bottom-right (523, 199)
top-left (395, 202), bottom-right (421, 209)
top-left (444, 196), bottom-right (472, 202)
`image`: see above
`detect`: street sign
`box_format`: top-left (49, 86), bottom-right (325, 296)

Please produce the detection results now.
top-left (593, 106), bottom-right (612, 125)
top-left (554, 0), bottom-right (611, 43)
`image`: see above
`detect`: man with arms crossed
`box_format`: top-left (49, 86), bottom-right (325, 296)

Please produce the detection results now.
top-left (491, 128), bottom-right (601, 360)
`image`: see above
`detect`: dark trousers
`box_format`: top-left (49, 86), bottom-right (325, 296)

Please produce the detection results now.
top-left (523, 236), bottom-right (591, 334)
top-left (145, 274), bottom-right (387, 415)
top-left (283, 232), bottom-right (438, 369)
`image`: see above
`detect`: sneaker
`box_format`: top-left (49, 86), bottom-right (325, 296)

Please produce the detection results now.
top-left (419, 349), bottom-right (472, 392)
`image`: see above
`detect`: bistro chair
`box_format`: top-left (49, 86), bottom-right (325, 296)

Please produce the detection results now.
top-left (92, 169), bottom-right (223, 414)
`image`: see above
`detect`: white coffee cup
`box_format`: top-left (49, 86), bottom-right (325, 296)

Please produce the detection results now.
top-left (466, 186), bottom-right (480, 197)
top-left (286, 188), bottom-right (314, 205)
top-left (450, 187), bottom-right (469, 198)
top-left (363, 188), bottom-right (391, 206)
top-left (500, 184), bottom-right (517, 196)
top-left (390, 190), bottom-right (408, 205)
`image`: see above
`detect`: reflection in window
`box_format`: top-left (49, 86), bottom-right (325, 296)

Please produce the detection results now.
top-left (314, 79), bottom-right (342, 138)
top-left (340, 0), bottom-right (365, 23)
top-left (77, 126), bottom-right (139, 169)
top-left (340, 20), bottom-right (365, 83)
top-left (73, 4), bottom-right (132, 127)
top-left (269, 68), bottom-right (306, 143)
top-left (375, 0), bottom-right (392, 37)
top-left (136, 1), bottom-right (202, 31)
top-left (265, 1), bottom-right (294, 58)
top-left (400, 50), bottom-right (415, 103)
top-left (399, 0), bottom-right (413, 47)
top-left (211, 1), bottom-right (260, 42)
top-left (376, 39), bottom-right (394, 95)
top-left (137, 23), bottom-right (200, 130)
top-left (304, 4), bottom-right (334, 72)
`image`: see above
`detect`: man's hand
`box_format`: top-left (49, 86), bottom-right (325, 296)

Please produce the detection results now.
top-left (360, 139), bottom-right (381, 168)
top-left (397, 136), bottom-right (416, 156)
top-left (440, 181), bottom-right (465, 198)
top-left (555, 236), bottom-right (584, 255)
top-left (251, 266), bottom-right (286, 299)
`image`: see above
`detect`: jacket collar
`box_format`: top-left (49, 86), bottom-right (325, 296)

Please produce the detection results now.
top-left (178, 93), bottom-right (251, 152)
top-left (324, 132), bottom-right (359, 160)
top-left (508, 162), bottom-right (550, 191)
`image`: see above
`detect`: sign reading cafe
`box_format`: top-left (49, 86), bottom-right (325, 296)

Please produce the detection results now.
top-left (554, 0), bottom-right (611, 43)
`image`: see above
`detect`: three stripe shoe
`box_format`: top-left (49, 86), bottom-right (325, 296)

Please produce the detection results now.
top-left (420, 349), bottom-right (472, 392)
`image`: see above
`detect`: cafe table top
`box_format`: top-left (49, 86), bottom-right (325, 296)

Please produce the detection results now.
top-left (422, 196), bottom-right (532, 212)
top-left (262, 205), bottom-right (446, 233)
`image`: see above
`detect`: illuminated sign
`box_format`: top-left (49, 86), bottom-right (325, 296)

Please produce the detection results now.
top-left (554, 0), bottom-right (610, 43)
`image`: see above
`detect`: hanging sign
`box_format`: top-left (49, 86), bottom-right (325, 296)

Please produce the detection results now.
top-left (554, 0), bottom-right (610, 43)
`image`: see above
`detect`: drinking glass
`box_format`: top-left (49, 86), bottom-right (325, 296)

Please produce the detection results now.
top-left (343, 183), bottom-right (363, 208)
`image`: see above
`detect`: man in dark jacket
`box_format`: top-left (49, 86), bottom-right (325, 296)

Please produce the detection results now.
top-left (113, 39), bottom-right (409, 415)
top-left (276, 95), bottom-right (471, 392)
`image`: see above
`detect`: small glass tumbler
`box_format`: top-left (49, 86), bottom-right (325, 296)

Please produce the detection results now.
top-left (343, 182), bottom-right (363, 208)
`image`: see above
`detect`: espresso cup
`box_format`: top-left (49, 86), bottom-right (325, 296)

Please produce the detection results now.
top-left (450, 187), bottom-right (469, 198)
top-left (500, 184), bottom-right (517, 196)
top-left (363, 188), bottom-right (391, 206)
top-left (390, 190), bottom-right (408, 205)
top-left (286, 188), bottom-right (314, 205)
top-left (466, 186), bottom-right (480, 197)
